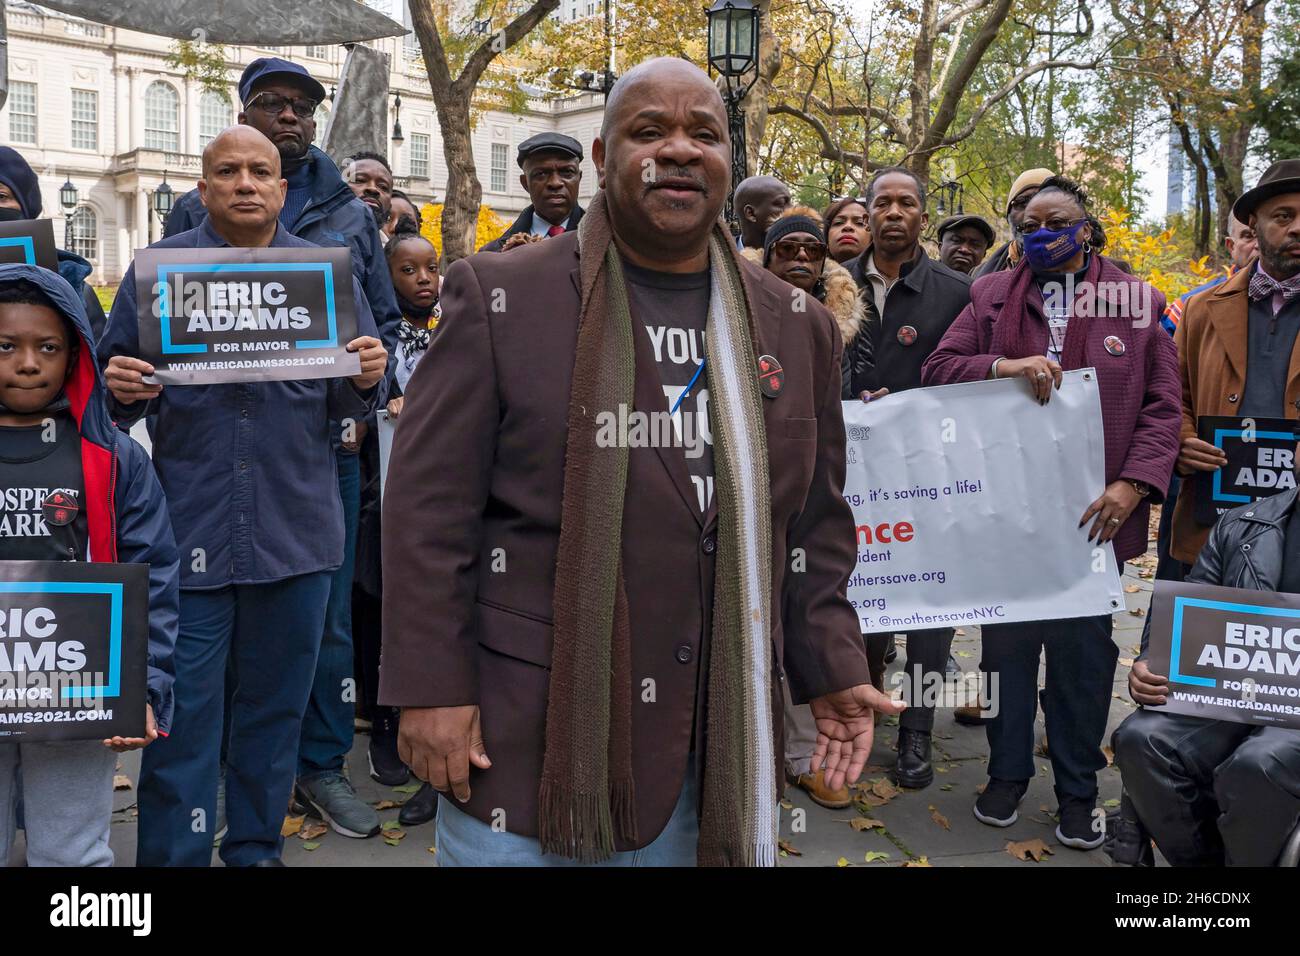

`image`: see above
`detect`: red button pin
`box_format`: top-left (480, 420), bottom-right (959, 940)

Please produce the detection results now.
top-left (757, 354), bottom-right (784, 398)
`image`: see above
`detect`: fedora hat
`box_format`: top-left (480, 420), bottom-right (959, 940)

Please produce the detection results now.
top-left (1233, 159), bottom-right (1300, 222)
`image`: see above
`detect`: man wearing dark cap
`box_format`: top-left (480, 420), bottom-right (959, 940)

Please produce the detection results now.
top-left (0, 146), bottom-right (107, 340)
top-left (162, 57), bottom-right (402, 842)
top-left (973, 167), bottom-right (1054, 278)
top-left (936, 214), bottom-right (994, 275)
top-left (480, 132), bottom-right (586, 252)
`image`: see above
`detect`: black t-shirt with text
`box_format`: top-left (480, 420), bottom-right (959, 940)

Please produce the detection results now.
top-left (0, 410), bottom-right (87, 561)
top-left (623, 260), bottom-right (715, 513)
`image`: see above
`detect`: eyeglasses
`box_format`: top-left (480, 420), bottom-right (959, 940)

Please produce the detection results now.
top-left (1016, 217), bottom-right (1085, 236)
top-left (245, 92), bottom-right (319, 119)
top-left (772, 238), bottom-right (827, 261)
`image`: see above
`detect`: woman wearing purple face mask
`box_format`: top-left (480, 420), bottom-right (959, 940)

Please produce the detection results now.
top-left (920, 175), bottom-right (1182, 852)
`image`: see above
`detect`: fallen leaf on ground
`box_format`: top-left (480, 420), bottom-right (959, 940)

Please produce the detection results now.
top-left (392, 783), bottom-right (421, 794)
top-left (1118, 657), bottom-right (1134, 668)
top-left (113, 775), bottom-right (133, 791)
top-left (975, 782), bottom-right (987, 794)
top-left (849, 817), bottom-right (885, 831)
top-left (281, 815), bottom-right (305, 837)
top-left (940, 784), bottom-right (954, 791)
top-left (903, 857), bottom-right (933, 867)
top-left (381, 820), bottom-right (402, 831)
top-left (928, 805), bottom-right (951, 830)
top-left (301, 841), bottom-right (321, 851)
top-left (1104, 798), bottom-right (1120, 808)
top-left (856, 792), bottom-right (891, 809)
top-left (954, 628), bottom-right (966, 636)
top-left (956, 651), bottom-right (972, 658)
top-left (779, 799), bottom-right (793, 810)
top-left (298, 823), bottom-right (328, 841)
top-left (836, 856), bottom-right (851, 867)
top-left (1129, 608), bottom-right (1146, 617)
top-left (1124, 584), bottom-right (1140, 593)
top-left (1103, 745), bottom-right (1115, 766)
top-left (1006, 838), bottom-right (1054, 862)
top-left (778, 838), bottom-right (802, 856)
top-left (427, 845), bottom-right (437, 854)
top-left (373, 800), bottom-right (402, 810)
top-left (864, 851), bottom-right (891, 863)
top-left (871, 779), bottom-right (900, 800)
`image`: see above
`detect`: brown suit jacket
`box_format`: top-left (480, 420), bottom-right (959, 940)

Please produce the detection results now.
top-left (1171, 265), bottom-right (1300, 564)
top-left (379, 229), bottom-right (872, 848)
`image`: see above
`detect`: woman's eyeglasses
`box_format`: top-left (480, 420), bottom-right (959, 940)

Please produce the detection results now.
top-left (1016, 217), bottom-right (1085, 236)
top-left (772, 239), bottom-right (828, 261)
top-left (245, 92), bottom-right (320, 119)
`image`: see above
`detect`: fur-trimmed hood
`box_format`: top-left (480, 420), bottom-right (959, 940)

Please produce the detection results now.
top-left (741, 247), bottom-right (866, 347)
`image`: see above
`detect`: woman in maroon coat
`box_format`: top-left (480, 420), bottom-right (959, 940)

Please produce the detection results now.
top-left (921, 176), bottom-right (1181, 851)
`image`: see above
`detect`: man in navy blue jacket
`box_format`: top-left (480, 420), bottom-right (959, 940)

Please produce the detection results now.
top-left (164, 57), bottom-right (401, 837)
top-left (99, 126), bottom-right (388, 867)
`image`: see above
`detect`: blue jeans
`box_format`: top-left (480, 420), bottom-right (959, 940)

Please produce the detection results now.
top-left (298, 451), bottom-right (361, 778)
top-left (137, 572), bottom-right (332, 866)
top-left (435, 767), bottom-right (700, 866)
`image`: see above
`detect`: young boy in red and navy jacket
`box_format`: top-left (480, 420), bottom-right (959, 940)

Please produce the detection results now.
top-left (0, 263), bottom-right (179, 866)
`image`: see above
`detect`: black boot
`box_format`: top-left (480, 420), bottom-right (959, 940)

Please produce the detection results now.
top-left (398, 781), bottom-right (438, 827)
top-left (892, 728), bottom-right (934, 789)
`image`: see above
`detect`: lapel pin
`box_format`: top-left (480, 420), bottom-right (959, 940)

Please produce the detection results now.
top-left (757, 354), bottom-right (784, 398)
top-left (897, 325), bottom-right (918, 346)
top-left (42, 491), bottom-right (78, 527)
top-left (1104, 335), bottom-right (1126, 356)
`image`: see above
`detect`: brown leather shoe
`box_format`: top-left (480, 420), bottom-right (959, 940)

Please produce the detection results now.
top-left (953, 704), bottom-right (986, 726)
top-left (794, 770), bottom-right (852, 809)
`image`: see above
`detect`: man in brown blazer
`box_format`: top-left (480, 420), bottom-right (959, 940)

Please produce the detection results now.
top-left (379, 57), bottom-right (899, 867)
top-left (1168, 161), bottom-right (1300, 573)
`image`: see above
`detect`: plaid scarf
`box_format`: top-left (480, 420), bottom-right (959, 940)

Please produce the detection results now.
top-left (539, 191), bottom-right (777, 866)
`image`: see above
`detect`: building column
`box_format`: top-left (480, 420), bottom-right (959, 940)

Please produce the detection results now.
top-left (134, 188), bottom-right (149, 256)
top-left (129, 69), bottom-right (143, 148)
top-left (115, 191), bottom-right (131, 284)
top-left (184, 77), bottom-right (199, 156)
top-left (114, 66), bottom-right (131, 155)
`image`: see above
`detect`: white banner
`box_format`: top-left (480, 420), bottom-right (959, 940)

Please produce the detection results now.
top-left (843, 368), bottom-right (1123, 632)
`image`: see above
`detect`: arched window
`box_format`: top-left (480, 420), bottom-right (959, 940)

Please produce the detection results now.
top-left (143, 81), bottom-right (180, 152)
top-left (199, 90), bottom-right (231, 148)
top-left (69, 206), bottom-right (97, 261)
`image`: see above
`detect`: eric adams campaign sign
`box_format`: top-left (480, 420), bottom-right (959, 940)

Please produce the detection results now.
top-left (134, 246), bottom-right (361, 385)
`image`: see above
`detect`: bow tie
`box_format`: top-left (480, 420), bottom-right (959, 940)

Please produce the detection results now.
top-left (1248, 268), bottom-right (1300, 303)
top-left (397, 321), bottom-right (431, 360)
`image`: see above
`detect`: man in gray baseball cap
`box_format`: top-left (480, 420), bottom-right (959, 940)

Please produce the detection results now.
top-left (481, 132), bottom-right (586, 251)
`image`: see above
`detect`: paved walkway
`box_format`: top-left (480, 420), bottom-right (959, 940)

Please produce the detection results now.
top-left (36, 536), bottom-right (1160, 868)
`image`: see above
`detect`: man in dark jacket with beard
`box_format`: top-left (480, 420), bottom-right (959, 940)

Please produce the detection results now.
top-left (163, 57), bottom-right (401, 840)
top-left (841, 166), bottom-right (971, 792)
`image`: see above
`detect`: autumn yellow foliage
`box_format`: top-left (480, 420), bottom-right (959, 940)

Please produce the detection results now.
top-left (1100, 209), bottom-right (1223, 301)
top-left (419, 203), bottom-right (510, 258)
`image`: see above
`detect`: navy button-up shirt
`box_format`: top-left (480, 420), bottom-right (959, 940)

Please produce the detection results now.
top-left (98, 220), bottom-right (384, 589)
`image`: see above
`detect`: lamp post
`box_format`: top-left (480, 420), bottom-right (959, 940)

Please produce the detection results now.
top-left (931, 178), bottom-right (963, 217)
top-left (391, 91), bottom-right (404, 148)
top-left (59, 178), bottom-right (78, 250)
top-left (149, 171), bottom-right (174, 244)
top-left (706, 0), bottom-right (759, 234)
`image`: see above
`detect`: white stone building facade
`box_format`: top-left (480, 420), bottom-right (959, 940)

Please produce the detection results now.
top-left (0, 2), bottom-right (604, 284)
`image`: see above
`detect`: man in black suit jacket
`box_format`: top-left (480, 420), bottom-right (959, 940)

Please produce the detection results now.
top-left (480, 132), bottom-right (587, 252)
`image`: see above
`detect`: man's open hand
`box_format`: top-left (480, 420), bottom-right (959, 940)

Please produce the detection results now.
top-left (809, 684), bottom-right (907, 791)
top-left (398, 705), bottom-right (491, 803)
top-left (347, 335), bottom-right (388, 392)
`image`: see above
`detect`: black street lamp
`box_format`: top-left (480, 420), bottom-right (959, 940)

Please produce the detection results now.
top-left (59, 178), bottom-right (78, 249)
top-left (706, 0), bottom-right (759, 234)
top-left (391, 92), bottom-right (404, 147)
top-left (931, 178), bottom-right (963, 217)
top-left (151, 172), bottom-right (174, 225)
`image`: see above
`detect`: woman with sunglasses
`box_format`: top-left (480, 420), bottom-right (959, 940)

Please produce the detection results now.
top-left (743, 209), bottom-right (869, 810)
top-left (823, 196), bottom-right (870, 264)
top-left (922, 175), bottom-right (1180, 850)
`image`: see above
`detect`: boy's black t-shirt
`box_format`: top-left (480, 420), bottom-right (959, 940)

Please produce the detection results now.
top-left (0, 410), bottom-right (88, 561)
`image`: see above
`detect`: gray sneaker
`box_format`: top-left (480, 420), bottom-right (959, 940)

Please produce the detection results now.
top-left (294, 771), bottom-right (381, 839)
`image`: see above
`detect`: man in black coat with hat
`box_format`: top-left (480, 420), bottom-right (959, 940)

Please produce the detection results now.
top-left (480, 133), bottom-right (586, 252)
